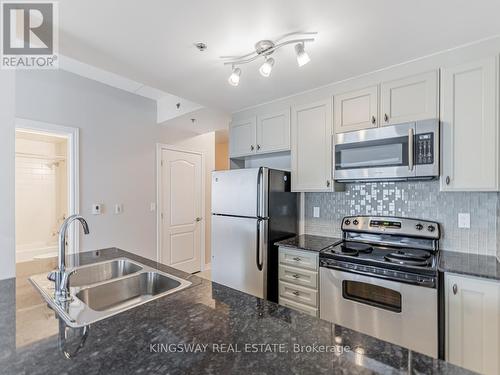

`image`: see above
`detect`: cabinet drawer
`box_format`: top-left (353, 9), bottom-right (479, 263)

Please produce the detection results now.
top-left (279, 248), bottom-right (318, 271)
top-left (279, 281), bottom-right (318, 307)
top-left (279, 264), bottom-right (318, 289)
top-left (279, 297), bottom-right (318, 317)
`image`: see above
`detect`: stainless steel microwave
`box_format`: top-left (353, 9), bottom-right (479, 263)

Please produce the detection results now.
top-left (334, 119), bottom-right (439, 182)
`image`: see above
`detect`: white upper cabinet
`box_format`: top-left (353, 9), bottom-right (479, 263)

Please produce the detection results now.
top-left (380, 71), bottom-right (439, 126)
top-left (256, 109), bottom-right (290, 154)
top-left (229, 117), bottom-right (257, 157)
top-left (291, 99), bottom-right (333, 192)
top-left (440, 58), bottom-right (498, 191)
top-left (446, 273), bottom-right (500, 375)
top-left (334, 86), bottom-right (378, 133)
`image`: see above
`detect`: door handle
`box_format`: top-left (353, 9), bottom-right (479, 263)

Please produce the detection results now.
top-left (256, 219), bottom-right (263, 271)
top-left (384, 113), bottom-right (389, 122)
top-left (452, 284), bottom-right (458, 295)
top-left (195, 217), bottom-right (202, 222)
top-left (371, 116), bottom-right (376, 125)
top-left (408, 128), bottom-right (414, 172)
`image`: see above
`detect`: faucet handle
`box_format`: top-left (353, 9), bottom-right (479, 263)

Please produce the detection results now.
top-left (47, 271), bottom-right (57, 282)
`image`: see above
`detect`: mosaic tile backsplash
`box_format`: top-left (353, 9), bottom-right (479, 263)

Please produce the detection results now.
top-left (304, 181), bottom-right (498, 256)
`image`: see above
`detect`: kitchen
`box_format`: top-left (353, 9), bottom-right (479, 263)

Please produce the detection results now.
top-left (1, 1), bottom-right (500, 374)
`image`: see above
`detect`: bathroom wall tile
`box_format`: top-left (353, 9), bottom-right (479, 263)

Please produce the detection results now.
top-left (305, 181), bottom-right (498, 256)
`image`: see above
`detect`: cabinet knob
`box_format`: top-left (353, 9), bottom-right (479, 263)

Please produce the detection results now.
top-left (452, 284), bottom-right (458, 295)
top-left (445, 176), bottom-right (451, 185)
top-left (384, 113), bottom-right (389, 122)
top-left (326, 180), bottom-right (331, 188)
top-left (371, 116), bottom-right (376, 125)
top-left (257, 144), bottom-right (261, 150)
top-left (250, 145), bottom-right (255, 151)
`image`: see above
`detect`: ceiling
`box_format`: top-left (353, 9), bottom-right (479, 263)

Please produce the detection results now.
top-left (58, 0), bottom-right (500, 113)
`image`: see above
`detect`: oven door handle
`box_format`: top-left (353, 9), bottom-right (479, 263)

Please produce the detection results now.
top-left (408, 127), bottom-right (414, 171)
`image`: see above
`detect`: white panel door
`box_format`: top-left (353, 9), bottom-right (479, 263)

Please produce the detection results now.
top-left (256, 109), bottom-right (290, 154)
top-left (161, 149), bottom-right (202, 273)
top-left (334, 86), bottom-right (378, 133)
top-left (446, 273), bottom-right (500, 375)
top-left (441, 58), bottom-right (498, 191)
top-left (380, 71), bottom-right (438, 126)
top-left (291, 99), bottom-right (333, 192)
top-left (229, 117), bottom-right (257, 157)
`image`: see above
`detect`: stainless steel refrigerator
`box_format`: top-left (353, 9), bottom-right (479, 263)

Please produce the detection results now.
top-left (211, 167), bottom-right (298, 302)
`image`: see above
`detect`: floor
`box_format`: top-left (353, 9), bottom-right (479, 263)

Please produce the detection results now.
top-left (16, 257), bottom-right (59, 347)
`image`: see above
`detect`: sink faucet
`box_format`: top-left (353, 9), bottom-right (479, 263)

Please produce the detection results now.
top-left (48, 215), bottom-right (90, 303)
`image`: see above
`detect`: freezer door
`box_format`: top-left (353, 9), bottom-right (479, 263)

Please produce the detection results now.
top-left (212, 168), bottom-right (262, 217)
top-left (212, 215), bottom-right (267, 298)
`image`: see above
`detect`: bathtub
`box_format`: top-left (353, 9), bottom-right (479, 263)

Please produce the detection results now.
top-left (16, 244), bottom-right (58, 263)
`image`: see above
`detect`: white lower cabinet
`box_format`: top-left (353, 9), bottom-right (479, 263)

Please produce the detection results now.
top-left (278, 247), bottom-right (319, 317)
top-left (446, 273), bottom-right (500, 375)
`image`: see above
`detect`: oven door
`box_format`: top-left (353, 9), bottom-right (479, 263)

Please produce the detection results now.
top-left (319, 267), bottom-right (437, 358)
top-left (334, 122), bottom-right (416, 181)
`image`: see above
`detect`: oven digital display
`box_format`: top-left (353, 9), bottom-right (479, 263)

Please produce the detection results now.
top-left (369, 220), bottom-right (402, 229)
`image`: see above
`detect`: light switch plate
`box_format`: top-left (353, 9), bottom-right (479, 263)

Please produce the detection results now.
top-left (114, 204), bottom-right (123, 215)
top-left (313, 206), bottom-right (320, 218)
top-left (458, 213), bottom-right (470, 229)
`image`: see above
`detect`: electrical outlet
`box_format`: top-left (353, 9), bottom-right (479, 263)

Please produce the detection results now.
top-left (313, 206), bottom-right (320, 218)
top-left (458, 213), bottom-right (470, 229)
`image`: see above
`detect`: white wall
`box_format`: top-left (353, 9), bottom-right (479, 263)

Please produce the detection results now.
top-left (0, 71), bottom-right (16, 280)
top-left (14, 69), bottom-right (186, 268)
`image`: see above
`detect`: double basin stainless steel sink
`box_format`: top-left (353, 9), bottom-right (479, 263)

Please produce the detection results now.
top-left (30, 258), bottom-right (192, 327)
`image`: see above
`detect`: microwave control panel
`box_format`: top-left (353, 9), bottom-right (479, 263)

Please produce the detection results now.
top-left (415, 133), bottom-right (434, 165)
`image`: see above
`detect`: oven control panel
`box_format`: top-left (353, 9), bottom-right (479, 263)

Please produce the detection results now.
top-left (319, 258), bottom-right (437, 288)
top-left (415, 133), bottom-right (434, 165)
top-left (341, 216), bottom-right (440, 239)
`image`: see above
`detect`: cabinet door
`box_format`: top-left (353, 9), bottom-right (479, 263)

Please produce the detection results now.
top-left (291, 99), bottom-right (333, 192)
top-left (441, 58), bottom-right (498, 191)
top-left (334, 86), bottom-right (378, 133)
top-left (229, 117), bottom-right (257, 157)
top-left (446, 273), bottom-right (500, 375)
top-left (256, 109), bottom-right (290, 154)
top-left (380, 71), bottom-right (438, 126)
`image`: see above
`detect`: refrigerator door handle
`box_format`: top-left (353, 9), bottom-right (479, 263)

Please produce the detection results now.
top-left (256, 218), bottom-right (263, 271)
top-left (257, 167), bottom-right (263, 218)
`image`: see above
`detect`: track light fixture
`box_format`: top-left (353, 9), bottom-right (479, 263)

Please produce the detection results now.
top-left (295, 43), bottom-right (310, 67)
top-left (259, 57), bottom-right (275, 77)
top-left (221, 31), bottom-right (316, 86)
top-left (228, 66), bottom-right (241, 86)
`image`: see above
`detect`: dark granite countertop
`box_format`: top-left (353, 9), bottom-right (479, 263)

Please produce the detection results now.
top-left (439, 250), bottom-right (500, 281)
top-left (0, 248), bottom-right (473, 374)
top-left (275, 234), bottom-right (342, 252)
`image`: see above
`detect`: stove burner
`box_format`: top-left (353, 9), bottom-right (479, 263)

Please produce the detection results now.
top-left (384, 249), bottom-right (432, 267)
top-left (339, 242), bottom-right (373, 256)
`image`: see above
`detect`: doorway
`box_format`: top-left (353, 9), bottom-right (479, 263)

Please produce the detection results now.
top-left (157, 145), bottom-right (204, 273)
top-left (15, 119), bottom-right (79, 264)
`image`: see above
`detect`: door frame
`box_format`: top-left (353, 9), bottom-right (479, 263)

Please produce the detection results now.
top-left (156, 143), bottom-right (206, 272)
top-left (15, 118), bottom-right (80, 254)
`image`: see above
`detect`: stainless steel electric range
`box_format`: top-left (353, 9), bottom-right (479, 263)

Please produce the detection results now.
top-left (319, 216), bottom-right (441, 358)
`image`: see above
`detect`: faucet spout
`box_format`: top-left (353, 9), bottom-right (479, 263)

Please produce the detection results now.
top-left (51, 215), bottom-right (90, 303)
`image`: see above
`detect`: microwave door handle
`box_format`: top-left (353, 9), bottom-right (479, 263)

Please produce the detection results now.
top-left (408, 128), bottom-right (414, 171)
